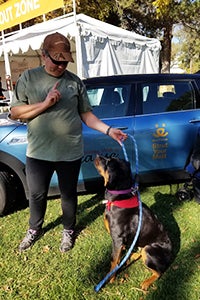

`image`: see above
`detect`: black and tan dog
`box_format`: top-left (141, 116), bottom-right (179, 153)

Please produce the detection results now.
top-left (94, 155), bottom-right (173, 291)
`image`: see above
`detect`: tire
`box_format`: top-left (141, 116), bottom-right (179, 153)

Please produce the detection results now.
top-left (0, 171), bottom-right (17, 215)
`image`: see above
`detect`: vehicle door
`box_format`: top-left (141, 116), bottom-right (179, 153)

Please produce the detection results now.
top-left (133, 79), bottom-right (200, 182)
top-left (80, 81), bottom-right (136, 187)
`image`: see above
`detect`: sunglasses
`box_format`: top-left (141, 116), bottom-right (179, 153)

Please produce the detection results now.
top-left (46, 52), bottom-right (68, 66)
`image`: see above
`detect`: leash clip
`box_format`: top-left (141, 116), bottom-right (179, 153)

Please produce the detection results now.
top-left (131, 187), bottom-right (138, 195)
top-left (102, 200), bottom-right (108, 204)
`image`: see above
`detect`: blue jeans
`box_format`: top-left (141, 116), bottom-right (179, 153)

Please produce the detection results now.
top-left (26, 157), bottom-right (81, 231)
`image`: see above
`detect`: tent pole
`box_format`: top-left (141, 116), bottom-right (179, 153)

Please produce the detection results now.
top-left (72, 0), bottom-right (83, 78)
top-left (1, 30), bottom-right (12, 101)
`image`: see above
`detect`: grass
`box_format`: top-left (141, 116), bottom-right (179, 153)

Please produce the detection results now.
top-left (0, 185), bottom-right (200, 300)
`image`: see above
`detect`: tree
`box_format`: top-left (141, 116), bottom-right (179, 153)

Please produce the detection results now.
top-left (178, 0), bottom-right (200, 73)
top-left (115, 0), bottom-right (200, 73)
top-left (1, 0), bottom-right (117, 32)
top-left (1, 0), bottom-right (199, 73)
top-left (173, 27), bottom-right (200, 73)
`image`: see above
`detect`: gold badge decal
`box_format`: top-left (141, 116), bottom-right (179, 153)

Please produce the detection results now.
top-left (153, 124), bottom-right (168, 138)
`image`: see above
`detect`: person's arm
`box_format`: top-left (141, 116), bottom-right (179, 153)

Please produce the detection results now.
top-left (80, 111), bottom-right (127, 145)
top-left (10, 82), bottom-right (60, 120)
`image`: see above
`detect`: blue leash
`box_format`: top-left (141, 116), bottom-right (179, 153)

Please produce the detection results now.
top-left (94, 134), bottom-right (143, 292)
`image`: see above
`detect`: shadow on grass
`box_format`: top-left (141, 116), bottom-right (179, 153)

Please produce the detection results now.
top-left (144, 191), bottom-right (200, 300)
top-left (76, 192), bottom-right (105, 234)
top-left (145, 242), bottom-right (200, 300)
top-left (151, 191), bottom-right (181, 260)
top-left (41, 192), bottom-right (105, 235)
top-left (0, 196), bottom-right (29, 218)
top-left (42, 215), bottom-right (63, 234)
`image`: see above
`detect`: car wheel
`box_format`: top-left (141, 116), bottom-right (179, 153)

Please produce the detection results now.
top-left (0, 171), bottom-right (17, 215)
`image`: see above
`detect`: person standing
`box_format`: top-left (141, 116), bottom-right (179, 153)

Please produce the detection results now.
top-left (10, 32), bottom-right (127, 253)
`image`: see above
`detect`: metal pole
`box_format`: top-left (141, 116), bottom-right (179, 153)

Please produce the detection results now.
top-left (72, 0), bottom-right (83, 78)
top-left (1, 30), bottom-right (12, 101)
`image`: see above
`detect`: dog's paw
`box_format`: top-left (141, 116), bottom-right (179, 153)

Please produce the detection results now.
top-left (141, 279), bottom-right (151, 291)
top-left (119, 273), bottom-right (129, 283)
top-left (109, 276), bottom-right (116, 284)
top-left (130, 252), bottom-right (141, 262)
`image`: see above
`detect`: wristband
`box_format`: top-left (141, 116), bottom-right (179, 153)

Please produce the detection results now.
top-left (106, 126), bottom-right (112, 136)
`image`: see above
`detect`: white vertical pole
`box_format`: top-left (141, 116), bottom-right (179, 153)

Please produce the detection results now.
top-left (1, 30), bottom-right (12, 101)
top-left (72, 0), bottom-right (83, 78)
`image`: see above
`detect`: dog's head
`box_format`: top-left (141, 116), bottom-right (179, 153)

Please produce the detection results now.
top-left (94, 155), bottom-right (133, 190)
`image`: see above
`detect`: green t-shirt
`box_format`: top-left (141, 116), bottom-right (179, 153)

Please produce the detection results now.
top-left (11, 66), bottom-right (92, 161)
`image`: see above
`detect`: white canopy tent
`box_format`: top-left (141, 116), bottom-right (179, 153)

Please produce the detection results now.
top-left (0, 13), bottom-right (161, 81)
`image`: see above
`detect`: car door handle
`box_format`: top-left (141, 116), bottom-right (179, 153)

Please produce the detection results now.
top-left (116, 126), bottom-right (128, 130)
top-left (189, 119), bottom-right (200, 123)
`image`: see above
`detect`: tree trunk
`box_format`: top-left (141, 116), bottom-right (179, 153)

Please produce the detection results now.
top-left (160, 25), bottom-right (173, 73)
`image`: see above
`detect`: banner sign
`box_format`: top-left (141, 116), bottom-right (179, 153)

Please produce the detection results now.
top-left (0, 0), bottom-right (64, 31)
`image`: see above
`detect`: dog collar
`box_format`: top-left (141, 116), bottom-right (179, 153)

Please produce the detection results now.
top-left (103, 195), bottom-right (139, 210)
top-left (106, 188), bottom-right (132, 195)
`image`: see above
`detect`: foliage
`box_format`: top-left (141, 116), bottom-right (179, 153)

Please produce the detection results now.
top-left (172, 22), bottom-right (200, 73)
top-left (180, 0), bottom-right (200, 33)
top-left (174, 28), bottom-right (200, 73)
top-left (152, 0), bottom-right (171, 17)
top-left (115, 0), bottom-right (199, 73)
top-left (0, 0), bottom-right (199, 73)
top-left (0, 185), bottom-right (200, 299)
top-left (1, 0), bottom-right (119, 32)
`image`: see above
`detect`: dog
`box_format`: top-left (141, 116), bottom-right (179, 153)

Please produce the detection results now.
top-left (94, 155), bottom-right (173, 291)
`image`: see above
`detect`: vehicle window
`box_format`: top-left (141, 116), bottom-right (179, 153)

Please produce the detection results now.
top-left (142, 81), bottom-right (195, 114)
top-left (87, 85), bottom-right (131, 118)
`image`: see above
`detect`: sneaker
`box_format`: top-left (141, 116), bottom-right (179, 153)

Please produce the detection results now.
top-left (60, 229), bottom-right (75, 252)
top-left (19, 229), bottom-right (43, 252)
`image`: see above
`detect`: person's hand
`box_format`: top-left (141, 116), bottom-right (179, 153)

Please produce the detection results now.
top-left (44, 82), bottom-right (61, 107)
top-left (107, 127), bottom-right (128, 145)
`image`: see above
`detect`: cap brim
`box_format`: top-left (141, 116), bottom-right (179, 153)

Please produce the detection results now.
top-left (62, 52), bottom-right (74, 63)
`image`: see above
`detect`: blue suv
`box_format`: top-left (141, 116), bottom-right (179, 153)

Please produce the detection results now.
top-left (0, 73), bottom-right (200, 215)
